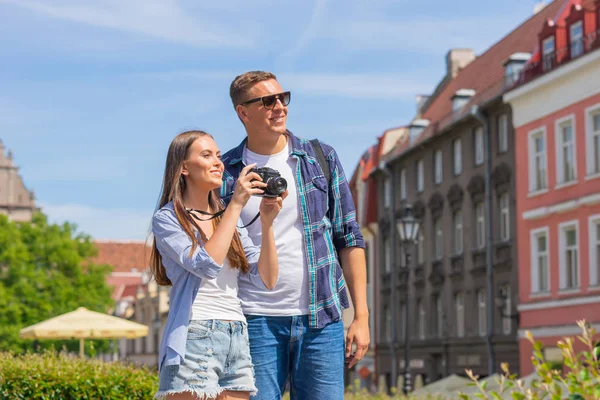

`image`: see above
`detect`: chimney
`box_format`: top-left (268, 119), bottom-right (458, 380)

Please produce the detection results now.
top-left (446, 49), bottom-right (476, 78)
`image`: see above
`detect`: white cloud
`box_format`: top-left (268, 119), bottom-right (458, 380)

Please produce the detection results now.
top-left (0, 0), bottom-right (255, 48)
top-left (41, 202), bottom-right (153, 240)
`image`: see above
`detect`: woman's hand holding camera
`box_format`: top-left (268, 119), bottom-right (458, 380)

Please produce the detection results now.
top-left (230, 164), bottom-right (266, 208)
top-left (259, 191), bottom-right (287, 225)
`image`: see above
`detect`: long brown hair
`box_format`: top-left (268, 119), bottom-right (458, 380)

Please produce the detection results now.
top-left (150, 130), bottom-right (249, 286)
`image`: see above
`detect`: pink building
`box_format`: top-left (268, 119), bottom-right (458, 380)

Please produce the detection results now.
top-left (504, 0), bottom-right (600, 375)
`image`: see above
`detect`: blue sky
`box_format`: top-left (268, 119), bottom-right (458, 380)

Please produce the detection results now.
top-left (0, 0), bottom-right (546, 240)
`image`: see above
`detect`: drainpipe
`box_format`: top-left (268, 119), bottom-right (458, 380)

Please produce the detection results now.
top-left (470, 105), bottom-right (496, 377)
top-left (379, 161), bottom-right (398, 389)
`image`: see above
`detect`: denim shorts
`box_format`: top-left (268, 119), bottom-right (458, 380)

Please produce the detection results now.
top-left (155, 320), bottom-right (257, 399)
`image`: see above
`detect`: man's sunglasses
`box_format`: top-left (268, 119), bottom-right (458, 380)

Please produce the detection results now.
top-left (241, 91), bottom-right (291, 109)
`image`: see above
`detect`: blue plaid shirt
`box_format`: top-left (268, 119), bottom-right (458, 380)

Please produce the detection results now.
top-left (220, 131), bottom-right (365, 329)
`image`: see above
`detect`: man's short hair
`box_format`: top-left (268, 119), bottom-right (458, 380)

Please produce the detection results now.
top-left (230, 71), bottom-right (277, 107)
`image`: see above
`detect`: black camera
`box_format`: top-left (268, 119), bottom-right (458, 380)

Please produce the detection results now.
top-left (250, 167), bottom-right (287, 197)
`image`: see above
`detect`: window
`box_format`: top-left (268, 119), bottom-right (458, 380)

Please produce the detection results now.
top-left (500, 194), bottom-right (510, 241)
top-left (499, 285), bottom-right (512, 335)
top-left (475, 202), bottom-right (486, 249)
top-left (434, 149), bottom-right (443, 184)
top-left (384, 177), bottom-right (392, 208)
top-left (417, 232), bottom-right (424, 264)
top-left (586, 105), bottom-right (600, 176)
top-left (475, 127), bottom-right (484, 165)
top-left (435, 294), bottom-right (444, 338)
top-left (416, 159), bottom-right (424, 192)
top-left (542, 36), bottom-right (555, 71)
top-left (589, 217), bottom-right (600, 286)
top-left (498, 114), bottom-right (508, 153)
top-left (453, 139), bottom-right (462, 175)
top-left (434, 217), bottom-right (443, 260)
top-left (529, 129), bottom-right (548, 192)
top-left (455, 292), bottom-right (465, 338)
top-left (477, 289), bottom-right (487, 337)
top-left (400, 168), bottom-right (407, 200)
top-left (560, 223), bottom-right (579, 290)
top-left (570, 21), bottom-right (584, 58)
top-left (556, 116), bottom-right (576, 184)
top-left (531, 228), bottom-right (550, 293)
top-left (384, 238), bottom-right (391, 274)
top-left (453, 211), bottom-right (463, 255)
top-left (384, 306), bottom-right (392, 341)
top-left (418, 299), bottom-right (426, 340)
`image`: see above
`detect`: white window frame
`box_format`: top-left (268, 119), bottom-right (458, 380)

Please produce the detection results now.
top-left (384, 237), bottom-right (391, 274)
top-left (434, 217), bottom-right (443, 260)
top-left (455, 292), bottom-right (465, 338)
top-left (453, 138), bottom-right (462, 175)
top-left (555, 114), bottom-right (577, 186)
top-left (475, 202), bottom-right (486, 249)
top-left (542, 36), bottom-right (555, 71)
top-left (588, 215), bottom-right (600, 287)
top-left (528, 127), bottom-right (548, 193)
top-left (559, 220), bottom-right (580, 291)
top-left (530, 227), bottom-right (550, 294)
top-left (417, 159), bottom-right (424, 192)
top-left (453, 210), bottom-right (463, 255)
top-left (498, 114), bottom-right (508, 153)
top-left (570, 21), bottom-right (584, 58)
top-left (400, 168), bottom-right (407, 200)
top-left (477, 289), bottom-right (487, 337)
top-left (418, 299), bottom-right (426, 340)
top-left (434, 149), bottom-right (443, 184)
top-left (384, 177), bottom-right (392, 208)
top-left (500, 193), bottom-right (510, 241)
top-left (585, 103), bottom-right (600, 178)
top-left (499, 284), bottom-right (512, 335)
top-left (475, 127), bottom-right (484, 165)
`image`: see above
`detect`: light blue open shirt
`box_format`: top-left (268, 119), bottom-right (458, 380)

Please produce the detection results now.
top-left (152, 202), bottom-right (265, 371)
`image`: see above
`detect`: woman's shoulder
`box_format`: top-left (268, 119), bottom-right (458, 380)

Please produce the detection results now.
top-left (152, 202), bottom-right (177, 227)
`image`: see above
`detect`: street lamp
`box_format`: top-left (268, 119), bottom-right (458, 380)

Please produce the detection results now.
top-left (396, 203), bottom-right (420, 395)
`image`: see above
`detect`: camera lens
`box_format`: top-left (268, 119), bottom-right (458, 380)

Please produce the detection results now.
top-left (266, 177), bottom-right (287, 196)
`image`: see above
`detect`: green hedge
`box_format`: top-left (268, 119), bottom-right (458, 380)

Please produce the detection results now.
top-left (0, 351), bottom-right (158, 399)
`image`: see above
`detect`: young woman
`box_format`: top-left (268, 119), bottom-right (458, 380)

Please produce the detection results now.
top-left (150, 130), bottom-right (282, 400)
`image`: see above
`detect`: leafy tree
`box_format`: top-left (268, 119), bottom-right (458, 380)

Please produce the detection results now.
top-left (0, 212), bottom-right (114, 354)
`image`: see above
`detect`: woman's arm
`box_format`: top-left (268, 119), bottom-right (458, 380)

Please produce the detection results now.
top-left (255, 195), bottom-right (283, 289)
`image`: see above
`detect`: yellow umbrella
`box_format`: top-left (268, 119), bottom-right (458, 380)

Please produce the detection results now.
top-left (20, 307), bottom-right (148, 357)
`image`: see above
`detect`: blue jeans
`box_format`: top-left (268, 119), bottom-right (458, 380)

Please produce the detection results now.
top-left (246, 315), bottom-right (344, 400)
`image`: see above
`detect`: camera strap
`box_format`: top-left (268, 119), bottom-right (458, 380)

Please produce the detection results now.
top-left (187, 208), bottom-right (261, 229)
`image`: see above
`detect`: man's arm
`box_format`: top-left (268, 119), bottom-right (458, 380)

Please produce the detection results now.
top-left (320, 142), bottom-right (370, 368)
top-left (340, 247), bottom-right (370, 369)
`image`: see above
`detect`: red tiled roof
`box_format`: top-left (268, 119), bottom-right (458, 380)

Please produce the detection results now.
top-left (92, 241), bottom-right (150, 273)
top-left (420, 0), bottom-right (564, 124)
top-left (106, 275), bottom-right (143, 301)
top-left (383, 0), bottom-right (565, 162)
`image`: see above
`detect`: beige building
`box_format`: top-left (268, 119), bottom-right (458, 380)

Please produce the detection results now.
top-left (0, 139), bottom-right (37, 222)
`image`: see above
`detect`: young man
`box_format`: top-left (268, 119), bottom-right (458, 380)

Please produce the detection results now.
top-left (220, 71), bottom-right (369, 399)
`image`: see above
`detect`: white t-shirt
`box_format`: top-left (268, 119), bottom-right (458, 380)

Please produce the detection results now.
top-left (190, 258), bottom-right (245, 321)
top-left (238, 139), bottom-right (309, 316)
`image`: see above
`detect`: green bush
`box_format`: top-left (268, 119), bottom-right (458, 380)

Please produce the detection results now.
top-left (0, 350), bottom-right (158, 399)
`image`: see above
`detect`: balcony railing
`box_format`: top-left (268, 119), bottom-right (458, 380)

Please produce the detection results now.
top-left (512, 30), bottom-right (600, 88)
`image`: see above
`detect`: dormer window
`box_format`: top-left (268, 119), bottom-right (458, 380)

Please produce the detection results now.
top-left (409, 119), bottom-right (430, 144)
top-left (504, 53), bottom-right (531, 86)
top-left (452, 89), bottom-right (475, 112)
top-left (570, 21), bottom-right (584, 58)
top-left (542, 36), bottom-right (555, 71)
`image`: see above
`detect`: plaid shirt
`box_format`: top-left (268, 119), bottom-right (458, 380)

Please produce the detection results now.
top-left (220, 131), bottom-right (365, 329)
